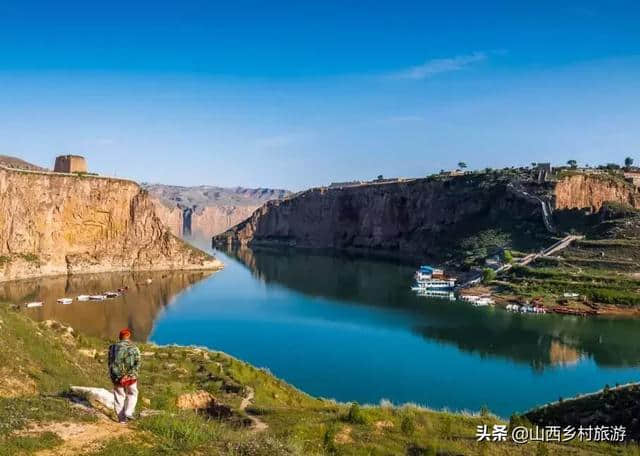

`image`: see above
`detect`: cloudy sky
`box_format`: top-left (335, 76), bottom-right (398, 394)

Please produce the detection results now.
top-left (1, 1), bottom-right (639, 190)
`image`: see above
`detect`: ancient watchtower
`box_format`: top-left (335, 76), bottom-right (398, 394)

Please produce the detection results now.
top-left (54, 155), bottom-right (88, 173)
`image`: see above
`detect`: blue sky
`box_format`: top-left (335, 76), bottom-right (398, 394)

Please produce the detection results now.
top-left (0, 1), bottom-right (639, 190)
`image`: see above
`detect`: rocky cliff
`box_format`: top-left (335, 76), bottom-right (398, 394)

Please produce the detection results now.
top-left (214, 175), bottom-right (552, 262)
top-left (0, 166), bottom-right (222, 281)
top-left (554, 173), bottom-right (639, 212)
top-left (145, 184), bottom-right (289, 239)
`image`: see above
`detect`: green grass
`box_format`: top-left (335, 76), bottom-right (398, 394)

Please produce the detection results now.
top-left (0, 431), bottom-right (62, 455)
top-left (501, 262), bottom-right (640, 306)
top-left (1, 301), bottom-right (638, 455)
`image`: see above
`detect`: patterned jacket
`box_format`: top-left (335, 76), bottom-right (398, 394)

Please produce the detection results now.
top-left (108, 340), bottom-right (141, 384)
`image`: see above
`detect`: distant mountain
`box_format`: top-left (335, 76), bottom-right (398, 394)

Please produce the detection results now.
top-left (143, 184), bottom-right (290, 240)
top-left (0, 155), bottom-right (47, 171)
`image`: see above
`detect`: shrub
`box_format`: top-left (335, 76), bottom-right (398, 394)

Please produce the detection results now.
top-left (503, 250), bottom-right (513, 263)
top-left (400, 414), bottom-right (416, 436)
top-left (345, 402), bottom-right (367, 424)
top-left (323, 422), bottom-right (338, 453)
top-left (482, 268), bottom-right (496, 284)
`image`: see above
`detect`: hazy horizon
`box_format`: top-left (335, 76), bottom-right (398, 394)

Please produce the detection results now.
top-left (1, 1), bottom-right (639, 191)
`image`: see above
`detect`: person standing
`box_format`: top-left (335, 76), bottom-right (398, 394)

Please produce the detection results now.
top-left (108, 328), bottom-right (141, 423)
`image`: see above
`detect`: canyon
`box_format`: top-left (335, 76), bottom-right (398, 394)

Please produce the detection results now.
top-left (145, 183), bottom-right (289, 240)
top-left (0, 166), bottom-right (222, 282)
top-left (214, 171), bottom-right (640, 262)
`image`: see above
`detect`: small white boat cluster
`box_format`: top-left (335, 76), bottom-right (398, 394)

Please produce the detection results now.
top-left (506, 303), bottom-right (547, 314)
top-left (459, 294), bottom-right (495, 307)
top-left (24, 288), bottom-right (128, 308)
top-left (414, 288), bottom-right (456, 301)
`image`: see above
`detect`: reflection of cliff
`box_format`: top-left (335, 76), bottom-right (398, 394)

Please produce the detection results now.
top-left (224, 246), bottom-right (640, 368)
top-left (0, 270), bottom-right (213, 340)
top-left (414, 317), bottom-right (584, 372)
top-left (227, 246), bottom-right (414, 307)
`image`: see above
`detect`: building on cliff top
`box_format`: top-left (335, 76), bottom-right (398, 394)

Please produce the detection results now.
top-left (624, 170), bottom-right (640, 188)
top-left (54, 155), bottom-right (88, 173)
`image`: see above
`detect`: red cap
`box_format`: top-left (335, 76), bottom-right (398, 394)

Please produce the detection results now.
top-left (119, 328), bottom-right (132, 339)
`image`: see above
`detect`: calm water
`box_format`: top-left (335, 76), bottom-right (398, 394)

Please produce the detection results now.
top-left (4, 245), bottom-right (640, 417)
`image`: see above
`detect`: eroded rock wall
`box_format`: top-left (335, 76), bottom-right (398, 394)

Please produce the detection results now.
top-left (554, 174), bottom-right (639, 212)
top-left (214, 177), bottom-right (545, 259)
top-left (0, 167), bottom-right (222, 281)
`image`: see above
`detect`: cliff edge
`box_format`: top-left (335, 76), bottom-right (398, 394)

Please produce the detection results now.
top-left (214, 170), bottom-right (640, 263)
top-left (0, 166), bottom-right (222, 281)
top-left (213, 174), bottom-right (552, 263)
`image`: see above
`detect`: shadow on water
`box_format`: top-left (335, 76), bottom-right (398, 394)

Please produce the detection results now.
top-left (224, 245), bottom-right (640, 370)
top-left (0, 270), bottom-right (214, 341)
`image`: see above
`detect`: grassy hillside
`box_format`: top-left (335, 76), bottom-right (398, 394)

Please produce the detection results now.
top-left (0, 303), bottom-right (634, 455)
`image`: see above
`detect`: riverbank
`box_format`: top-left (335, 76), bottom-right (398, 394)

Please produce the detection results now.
top-left (0, 302), bottom-right (631, 455)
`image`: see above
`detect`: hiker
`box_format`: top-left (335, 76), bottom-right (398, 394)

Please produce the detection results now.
top-left (108, 328), bottom-right (141, 423)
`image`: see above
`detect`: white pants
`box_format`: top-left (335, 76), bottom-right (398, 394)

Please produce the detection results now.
top-left (113, 382), bottom-right (138, 421)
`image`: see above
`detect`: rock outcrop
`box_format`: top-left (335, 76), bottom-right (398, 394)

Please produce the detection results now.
top-left (214, 176), bottom-right (549, 261)
top-left (215, 172), bottom-right (640, 261)
top-left (145, 184), bottom-right (289, 239)
top-left (0, 166), bottom-right (222, 282)
top-left (554, 173), bottom-right (639, 212)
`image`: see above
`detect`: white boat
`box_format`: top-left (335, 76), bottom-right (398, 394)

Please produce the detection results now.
top-left (415, 289), bottom-right (456, 301)
top-left (89, 295), bottom-right (107, 301)
top-left (104, 291), bottom-right (120, 298)
top-left (77, 295), bottom-right (90, 301)
top-left (474, 297), bottom-right (495, 307)
top-left (25, 301), bottom-right (43, 308)
top-left (146, 278), bottom-right (153, 284)
top-left (414, 265), bottom-right (456, 290)
top-left (460, 294), bottom-right (480, 303)
top-left (56, 298), bottom-right (73, 305)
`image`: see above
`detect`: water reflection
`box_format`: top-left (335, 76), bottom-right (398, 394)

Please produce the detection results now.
top-left (224, 246), bottom-right (640, 369)
top-left (0, 270), bottom-right (214, 340)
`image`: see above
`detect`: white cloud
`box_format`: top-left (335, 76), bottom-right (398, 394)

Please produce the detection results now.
top-left (392, 52), bottom-right (488, 80)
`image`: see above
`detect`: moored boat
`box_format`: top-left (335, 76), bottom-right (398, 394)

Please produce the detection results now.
top-left (89, 295), bottom-right (107, 301)
top-left (415, 288), bottom-right (456, 301)
top-left (413, 265), bottom-right (456, 290)
top-left (25, 301), bottom-right (43, 308)
top-left (77, 295), bottom-right (90, 301)
top-left (56, 298), bottom-right (73, 305)
top-left (104, 291), bottom-right (120, 298)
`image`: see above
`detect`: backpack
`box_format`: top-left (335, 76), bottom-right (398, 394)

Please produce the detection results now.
top-left (108, 341), bottom-right (140, 383)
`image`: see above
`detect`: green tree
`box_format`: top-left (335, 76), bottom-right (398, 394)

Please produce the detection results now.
top-left (482, 268), bottom-right (496, 284)
top-left (567, 159), bottom-right (578, 168)
top-left (376, 174), bottom-right (384, 180)
top-left (458, 162), bottom-right (467, 170)
top-left (503, 250), bottom-right (513, 263)
top-left (625, 157), bottom-right (634, 168)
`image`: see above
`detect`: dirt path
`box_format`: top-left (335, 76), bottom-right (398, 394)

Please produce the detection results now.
top-left (24, 417), bottom-right (132, 456)
top-left (239, 387), bottom-right (268, 432)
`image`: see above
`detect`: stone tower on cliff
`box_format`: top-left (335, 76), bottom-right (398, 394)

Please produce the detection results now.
top-left (54, 155), bottom-right (88, 173)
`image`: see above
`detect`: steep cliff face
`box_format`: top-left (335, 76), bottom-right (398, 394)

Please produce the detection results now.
top-left (145, 184), bottom-right (290, 239)
top-left (0, 167), bottom-right (222, 281)
top-left (554, 174), bottom-right (639, 212)
top-left (189, 205), bottom-right (259, 239)
top-left (214, 176), bottom-right (549, 261)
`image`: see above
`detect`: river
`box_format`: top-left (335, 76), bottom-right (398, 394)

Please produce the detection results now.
top-left (3, 245), bottom-right (640, 417)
